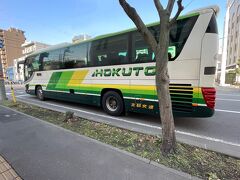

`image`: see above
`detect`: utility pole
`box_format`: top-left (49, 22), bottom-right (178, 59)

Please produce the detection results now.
top-left (0, 39), bottom-right (7, 101)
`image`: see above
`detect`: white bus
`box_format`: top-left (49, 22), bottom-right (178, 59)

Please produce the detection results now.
top-left (24, 6), bottom-right (219, 117)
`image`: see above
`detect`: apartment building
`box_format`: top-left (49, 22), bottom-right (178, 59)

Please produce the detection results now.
top-left (225, 0), bottom-right (240, 83)
top-left (0, 28), bottom-right (25, 77)
top-left (72, 34), bottom-right (91, 43)
top-left (226, 0), bottom-right (240, 68)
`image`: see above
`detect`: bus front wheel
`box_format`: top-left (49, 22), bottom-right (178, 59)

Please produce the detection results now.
top-left (36, 86), bottom-right (45, 101)
top-left (102, 91), bottom-right (124, 116)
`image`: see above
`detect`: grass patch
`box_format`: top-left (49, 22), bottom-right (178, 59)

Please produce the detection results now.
top-left (2, 101), bottom-right (240, 180)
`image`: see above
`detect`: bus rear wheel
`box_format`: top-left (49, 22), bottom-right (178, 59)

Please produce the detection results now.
top-left (102, 91), bottom-right (124, 116)
top-left (36, 86), bottom-right (45, 101)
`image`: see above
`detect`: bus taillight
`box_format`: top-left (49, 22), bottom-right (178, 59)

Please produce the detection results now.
top-left (202, 88), bottom-right (216, 109)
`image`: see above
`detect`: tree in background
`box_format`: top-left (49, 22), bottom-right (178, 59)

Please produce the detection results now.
top-left (236, 59), bottom-right (240, 84)
top-left (119, 0), bottom-right (183, 155)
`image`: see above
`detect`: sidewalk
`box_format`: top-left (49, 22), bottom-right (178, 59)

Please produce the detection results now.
top-left (0, 105), bottom-right (200, 180)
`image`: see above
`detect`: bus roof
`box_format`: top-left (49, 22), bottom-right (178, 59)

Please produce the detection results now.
top-left (83, 5), bottom-right (219, 43)
top-left (80, 12), bottom-right (200, 43)
top-left (187, 5), bottom-right (219, 17)
top-left (27, 5), bottom-right (219, 58)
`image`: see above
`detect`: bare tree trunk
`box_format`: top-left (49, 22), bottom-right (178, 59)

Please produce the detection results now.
top-left (156, 66), bottom-right (176, 154)
top-left (155, 16), bottom-right (176, 154)
top-left (119, 0), bottom-right (183, 155)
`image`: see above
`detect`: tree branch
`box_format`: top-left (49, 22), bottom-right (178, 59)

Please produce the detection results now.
top-left (119, 0), bottom-right (157, 51)
top-left (167, 0), bottom-right (175, 15)
top-left (170, 0), bottom-right (184, 26)
top-left (154, 0), bottom-right (165, 18)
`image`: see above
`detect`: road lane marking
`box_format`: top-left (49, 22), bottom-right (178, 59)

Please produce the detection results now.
top-left (15, 94), bottom-right (30, 97)
top-left (215, 109), bottom-right (240, 114)
top-left (217, 98), bottom-right (240, 102)
top-left (175, 130), bottom-right (240, 147)
top-left (217, 94), bottom-right (240, 97)
top-left (7, 94), bottom-right (29, 97)
top-left (18, 96), bottom-right (160, 129)
top-left (17, 96), bottom-right (240, 148)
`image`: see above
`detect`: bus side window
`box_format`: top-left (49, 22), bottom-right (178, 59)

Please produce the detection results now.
top-left (132, 32), bottom-right (152, 63)
top-left (118, 51), bottom-right (128, 64)
top-left (89, 34), bottom-right (129, 67)
top-left (106, 35), bottom-right (128, 65)
top-left (31, 55), bottom-right (41, 71)
top-left (39, 52), bottom-right (49, 71)
top-left (89, 41), bottom-right (104, 66)
top-left (43, 56), bottom-right (52, 71)
top-left (63, 44), bottom-right (88, 69)
top-left (42, 50), bottom-right (62, 70)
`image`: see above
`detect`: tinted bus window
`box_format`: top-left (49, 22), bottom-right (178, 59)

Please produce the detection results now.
top-left (132, 32), bottom-right (153, 63)
top-left (90, 34), bottom-right (129, 66)
top-left (42, 50), bottom-right (63, 70)
top-left (206, 15), bottom-right (218, 34)
top-left (169, 15), bottom-right (198, 59)
top-left (63, 44), bottom-right (88, 69)
top-left (131, 16), bottom-right (198, 63)
top-left (24, 55), bottom-right (40, 81)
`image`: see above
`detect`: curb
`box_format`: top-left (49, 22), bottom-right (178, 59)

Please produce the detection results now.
top-left (13, 97), bottom-right (240, 159)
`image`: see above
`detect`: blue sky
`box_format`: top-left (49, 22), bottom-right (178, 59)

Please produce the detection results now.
top-left (0, 0), bottom-right (226, 45)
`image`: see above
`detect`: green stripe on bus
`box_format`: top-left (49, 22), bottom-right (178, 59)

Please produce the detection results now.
top-left (55, 71), bottom-right (74, 89)
top-left (46, 72), bottom-right (62, 90)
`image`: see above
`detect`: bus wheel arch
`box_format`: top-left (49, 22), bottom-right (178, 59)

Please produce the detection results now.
top-left (35, 85), bottom-right (45, 101)
top-left (101, 89), bottom-right (125, 116)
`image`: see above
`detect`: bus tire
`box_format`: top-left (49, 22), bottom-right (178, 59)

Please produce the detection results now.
top-left (102, 91), bottom-right (124, 116)
top-left (36, 86), bottom-right (45, 101)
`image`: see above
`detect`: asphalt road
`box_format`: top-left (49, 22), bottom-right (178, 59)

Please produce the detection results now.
top-left (4, 84), bottom-right (240, 158)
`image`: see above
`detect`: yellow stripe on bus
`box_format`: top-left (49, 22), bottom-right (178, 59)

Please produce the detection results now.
top-left (67, 70), bottom-right (89, 87)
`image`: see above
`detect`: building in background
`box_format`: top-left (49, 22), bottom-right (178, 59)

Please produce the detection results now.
top-left (222, 0), bottom-right (240, 84)
top-left (13, 41), bottom-right (51, 83)
top-left (13, 57), bottom-right (25, 83)
top-left (216, 53), bottom-right (223, 83)
top-left (5, 66), bottom-right (14, 82)
top-left (22, 41), bottom-right (50, 55)
top-left (72, 34), bottom-right (91, 43)
top-left (0, 28), bottom-right (25, 78)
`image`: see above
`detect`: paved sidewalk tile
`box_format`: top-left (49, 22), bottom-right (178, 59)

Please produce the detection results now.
top-left (0, 156), bottom-right (21, 180)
